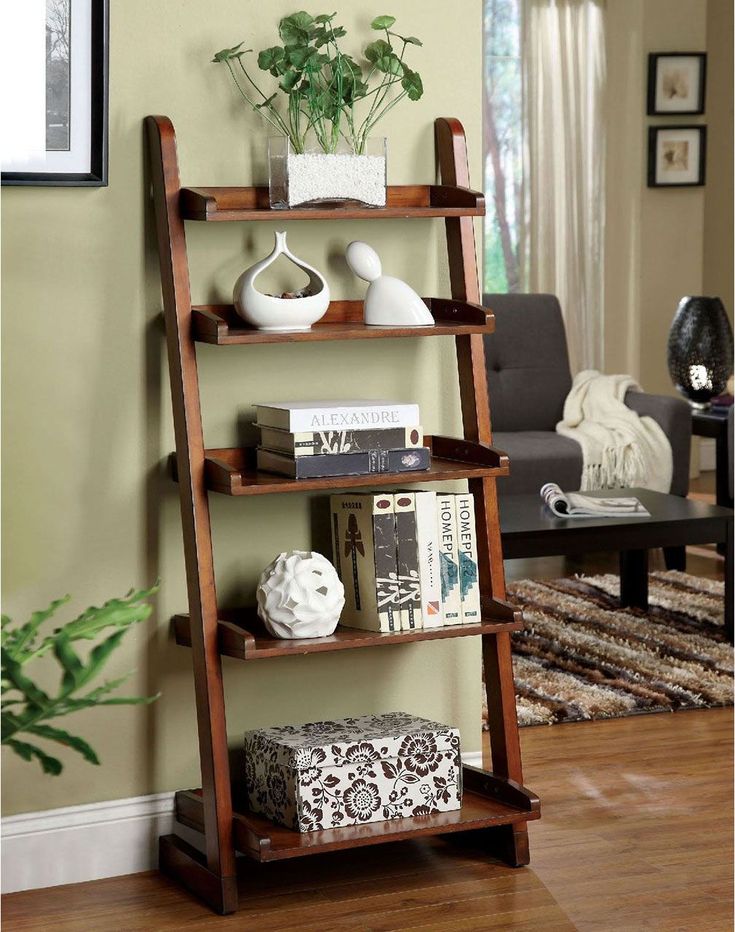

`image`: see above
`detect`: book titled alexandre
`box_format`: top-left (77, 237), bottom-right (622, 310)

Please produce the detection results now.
top-left (257, 447), bottom-right (431, 479)
top-left (256, 401), bottom-right (420, 432)
top-left (258, 425), bottom-right (424, 457)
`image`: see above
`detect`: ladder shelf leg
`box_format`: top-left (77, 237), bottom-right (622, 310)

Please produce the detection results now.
top-left (160, 835), bottom-right (238, 915)
top-left (147, 115), bottom-right (238, 910)
top-left (436, 116), bottom-right (533, 867)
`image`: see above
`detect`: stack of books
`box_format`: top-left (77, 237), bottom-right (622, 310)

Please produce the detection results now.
top-left (255, 401), bottom-right (431, 479)
top-left (329, 491), bottom-right (481, 632)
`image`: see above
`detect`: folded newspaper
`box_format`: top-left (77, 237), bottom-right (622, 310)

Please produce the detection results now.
top-left (540, 483), bottom-right (650, 518)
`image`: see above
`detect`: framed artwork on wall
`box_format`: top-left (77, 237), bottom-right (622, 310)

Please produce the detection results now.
top-left (647, 52), bottom-right (706, 116)
top-left (1, 0), bottom-right (109, 186)
top-left (647, 125), bottom-right (706, 188)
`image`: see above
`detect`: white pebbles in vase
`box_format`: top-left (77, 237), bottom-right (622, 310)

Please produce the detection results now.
top-left (269, 137), bottom-right (387, 209)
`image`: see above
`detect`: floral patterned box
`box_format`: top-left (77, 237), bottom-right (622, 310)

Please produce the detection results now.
top-left (244, 711), bottom-right (463, 833)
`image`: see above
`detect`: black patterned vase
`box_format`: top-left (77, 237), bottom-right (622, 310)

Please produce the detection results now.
top-left (667, 296), bottom-right (734, 409)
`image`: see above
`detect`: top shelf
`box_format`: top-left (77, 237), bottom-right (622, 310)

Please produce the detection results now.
top-left (179, 184), bottom-right (486, 221)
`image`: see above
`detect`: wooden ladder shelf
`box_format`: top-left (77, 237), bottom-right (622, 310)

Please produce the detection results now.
top-left (146, 114), bottom-right (540, 916)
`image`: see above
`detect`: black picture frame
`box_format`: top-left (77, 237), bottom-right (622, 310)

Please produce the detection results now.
top-left (2, 0), bottom-right (109, 187)
top-left (647, 125), bottom-right (707, 188)
top-left (647, 52), bottom-right (706, 116)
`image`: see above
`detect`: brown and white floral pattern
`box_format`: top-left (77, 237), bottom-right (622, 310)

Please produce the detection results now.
top-left (244, 712), bottom-right (462, 833)
top-left (343, 779), bottom-right (381, 821)
top-left (398, 734), bottom-right (442, 776)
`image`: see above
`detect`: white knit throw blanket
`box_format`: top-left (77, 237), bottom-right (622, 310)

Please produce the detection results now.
top-left (556, 370), bottom-right (673, 493)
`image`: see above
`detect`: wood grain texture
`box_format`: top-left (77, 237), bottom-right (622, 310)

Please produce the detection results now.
top-left (436, 117), bottom-right (526, 861)
top-left (158, 836), bottom-right (237, 916)
top-left (4, 709), bottom-right (731, 931)
top-left (172, 598), bottom-right (522, 660)
top-left (179, 184), bottom-right (485, 220)
top-left (168, 436), bottom-right (510, 496)
top-left (190, 299), bottom-right (494, 345)
top-left (174, 765), bottom-right (539, 863)
top-left (145, 115), bottom-right (237, 896)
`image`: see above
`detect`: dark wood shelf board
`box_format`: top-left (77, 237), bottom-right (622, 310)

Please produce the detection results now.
top-left (172, 597), bottom-right (522, 660)
top-left (168, 436), bottom-right (510, 496)
top-left (191, 299), bottom-right (494, 345)
top-left (180, 184), bottom-right (485, 221)
top-left (175, 766), bottom-right (540, 863)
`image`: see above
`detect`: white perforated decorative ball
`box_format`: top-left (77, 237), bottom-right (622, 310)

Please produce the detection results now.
top-left (256, 550), bottom-right (345, 639)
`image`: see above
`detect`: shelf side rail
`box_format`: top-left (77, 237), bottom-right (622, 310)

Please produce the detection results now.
top-left (435, 116), bottom-right (529, 867)
top-left (146, 115), bottom-right (238, 913)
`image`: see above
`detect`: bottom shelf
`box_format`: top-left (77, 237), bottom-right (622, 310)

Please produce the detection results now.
top-left (174, 765), bottom-right (540, 863)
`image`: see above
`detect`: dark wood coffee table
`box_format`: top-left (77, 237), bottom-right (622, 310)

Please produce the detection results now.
top-left (499, 489), bottom-right (733, 640)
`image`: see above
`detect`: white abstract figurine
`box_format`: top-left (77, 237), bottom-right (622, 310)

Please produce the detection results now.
top-left (345, 240), bottom-right (434, 327)
top-left (256, 550), bottom-right (345, 639)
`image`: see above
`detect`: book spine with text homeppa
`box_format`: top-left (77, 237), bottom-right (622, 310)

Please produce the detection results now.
top-left (258, 426), bottom-right (424, 457)
top-left (413, 490), bottom-right (442, 629)
top-left (256, 402), bottom-right (420, 432)
top-left (455, 493), bottom-right (482, 624)
top-left (437, 494), bottom-right (462, 626)
top-left (394, 492), bottom-right (423, 631)
top-left (330, 494), bottom-right (396, 632)
top-left (257, 447), bottom-right (430, 478)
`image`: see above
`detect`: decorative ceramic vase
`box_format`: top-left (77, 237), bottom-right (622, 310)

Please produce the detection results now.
top-left (345, 241), bottom-right (433, 327)
top-left (256, 550), bottom-right (345, 639)
top-left (667, 296), bottom-right (734, 408)
top-left (268, 137), bottom-right (387, 209)
top-left (233, 231), bottom-right (330, 331)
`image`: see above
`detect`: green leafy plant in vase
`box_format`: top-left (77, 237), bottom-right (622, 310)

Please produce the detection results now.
top-left (1, 585), bottom-right (159, 775)
top-left (213, 12), bottom-right (424, 208)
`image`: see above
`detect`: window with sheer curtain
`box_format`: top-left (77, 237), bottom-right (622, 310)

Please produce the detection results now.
top-left (484, 0), bottom-right (606, 371)
top-left (483, 0), bottom-right (524, 296)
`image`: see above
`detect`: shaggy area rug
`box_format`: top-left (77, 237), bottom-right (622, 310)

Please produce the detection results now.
top-left (489, 570), bottom-right (732, 727)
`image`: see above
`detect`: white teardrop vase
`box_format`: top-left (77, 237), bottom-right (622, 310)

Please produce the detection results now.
top-left (233, 231), bottom-right (330, 331)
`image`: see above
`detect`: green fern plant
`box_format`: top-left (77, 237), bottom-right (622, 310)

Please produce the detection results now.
top-left (213, 11), bottom-right (423, 154)
top-left (1, 585), bottom-right (159, 775)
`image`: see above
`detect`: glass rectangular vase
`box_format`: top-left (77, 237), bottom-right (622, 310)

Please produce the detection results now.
top-left (268, 138), bottom-right (387, 209)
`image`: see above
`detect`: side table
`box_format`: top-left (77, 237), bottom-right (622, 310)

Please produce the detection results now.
top-left (692, 408), bottom-right (732, 508)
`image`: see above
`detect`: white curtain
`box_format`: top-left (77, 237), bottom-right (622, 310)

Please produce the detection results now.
top-left (522, 0), bottom-right (606, 370)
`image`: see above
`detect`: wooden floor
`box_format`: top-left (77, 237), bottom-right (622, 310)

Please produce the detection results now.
top-left (4, 475), bottom-right (732, 931)
top-left (4, 710), bottom-right (732, 931)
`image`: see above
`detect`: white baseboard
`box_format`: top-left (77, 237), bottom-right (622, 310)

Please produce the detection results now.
top-left (1, 751), bottom-right (486, 894)
top-left (462, 750), bottom-right (483, 767)
top-left (1, 792), bottom-right (175, 894)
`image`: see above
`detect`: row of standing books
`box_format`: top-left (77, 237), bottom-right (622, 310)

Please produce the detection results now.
top-left (254, 401), bottom-right (431, 478)
top-left (330, 491), bottom-right (481, 632)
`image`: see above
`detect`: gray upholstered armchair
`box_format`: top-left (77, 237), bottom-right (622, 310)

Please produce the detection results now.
top-left (483, 293), bottom-right (692, 499)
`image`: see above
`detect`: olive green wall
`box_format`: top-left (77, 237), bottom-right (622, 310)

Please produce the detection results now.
top-left (4, 1), bottom-right (732, 818)
top-left (1, 1), bottom-right (483, 815)
top-left (704, 0), bottom-right (734, 313)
